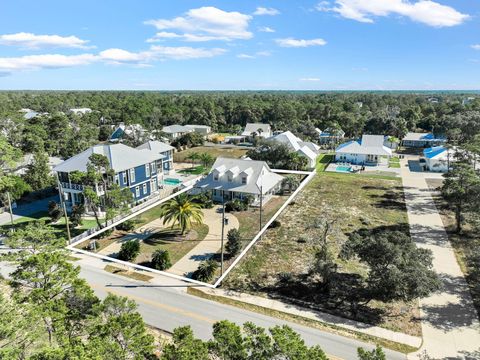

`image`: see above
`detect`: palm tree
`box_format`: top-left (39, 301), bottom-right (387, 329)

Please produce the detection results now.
top-left (281, 175), bottom-right (300, 193)
top-left (199, 152), bottom-right (214, 169)
top-left (158, 194), bottom-right (204, 235)
top-left (186, 152), bottom-right (200, 168)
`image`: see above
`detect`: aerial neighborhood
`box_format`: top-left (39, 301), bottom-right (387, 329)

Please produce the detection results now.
top-left (2, 90), bottom-right (480, 360)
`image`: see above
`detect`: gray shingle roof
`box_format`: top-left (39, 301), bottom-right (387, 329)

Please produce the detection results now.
top-left (136, 140), bottom-right (174, 154)
top-left (53, 143), bottom-right (162, 173)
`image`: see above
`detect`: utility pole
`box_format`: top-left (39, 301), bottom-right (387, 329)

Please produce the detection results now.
top-left (6, 191), bottom-right (14, 229)
top-left (220, 189), bottom-right (226, 275)
top-left (59, 188), bottom-right (71, 244)
top-left (259, 185), bottom-right (263, 232)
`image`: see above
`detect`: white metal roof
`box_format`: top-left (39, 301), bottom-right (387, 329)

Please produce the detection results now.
top-left (196, 157), bottom-right (283, 195)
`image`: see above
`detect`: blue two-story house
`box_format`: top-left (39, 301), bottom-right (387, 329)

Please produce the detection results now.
top-left (136, 140), bottom-right (175, 173)
top-left (53, 143), bottom-right (166, 210)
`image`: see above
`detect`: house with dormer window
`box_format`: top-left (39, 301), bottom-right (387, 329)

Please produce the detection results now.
top-left (53, 143), bottom-right (166, 209)
top-left (195, 157), bottom-right (283, 206)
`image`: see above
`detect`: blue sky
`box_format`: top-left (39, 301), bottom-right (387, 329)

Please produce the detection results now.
top-left (0, 0), bottom-right (478, 90)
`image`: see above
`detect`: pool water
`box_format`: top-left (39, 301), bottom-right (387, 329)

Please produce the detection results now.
top-left (336, 165), bottom-right (352, 173)
top-left (163, 178), bottom-right (182, 186)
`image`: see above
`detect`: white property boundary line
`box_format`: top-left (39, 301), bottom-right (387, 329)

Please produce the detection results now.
top-left (67, 185), bottom-right (194, 249)
top-left (213, 169), bottom-right (316, 287)
top-left (68, 169), bottom-right (316, 288)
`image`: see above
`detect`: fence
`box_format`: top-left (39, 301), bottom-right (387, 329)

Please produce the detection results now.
top-left (68, 170), bottom-right (316, 288)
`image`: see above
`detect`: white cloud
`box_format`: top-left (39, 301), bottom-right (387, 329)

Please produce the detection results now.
top-left (259, 26), bottom-right (275, 33)
top-left (0, 44), bottom-right (226, 75)
top-left (0, 32), bottom-right (92, 49)
top-left (100, 45), bottom-right (226, 63)
top-left (237, 54), bottom-right (255, 59)
top-left (471, 44), bottom-right (480, 50)
top-left (0, 53), bottom-right (97, 74)
top-left (300, 77), bottom-right (321, 81)
top-left (253, 7), bottom-right (280, 16)
top-left (237, 50), bottom-right (271, 59)
top-left (276, 38), bottom-right (327, 47)
top-left (145, 7), bottom-right (252, 42)
top-left (318, 0), bottom-right (469, 27)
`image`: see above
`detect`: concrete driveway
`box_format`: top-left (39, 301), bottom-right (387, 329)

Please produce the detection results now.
top-left (400, 159), bottom-right (480, 359)
top-left (169, 205), bottom-right (239, 277)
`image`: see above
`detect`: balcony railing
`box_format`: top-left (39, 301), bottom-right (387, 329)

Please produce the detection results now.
top-left (61, 182), bottom-right (85, 191)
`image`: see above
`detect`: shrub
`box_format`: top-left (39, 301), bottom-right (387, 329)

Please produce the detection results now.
top-left (225, 228), bottom-right (241, 257)
top-left (151, 249), bottom-right (172, 270)
top-left (192, 259), bottom-right (218, 282)
top-left (48, 201), bottom-right (62, 222)
top-left (69, 204), bottom-right (84, 227)
top-left (117, 219), bottom-right (136, 231)
top-left (269, 220), bottom-right (281, 229)
top-left (225, 199), bottom-right (247, 213)
top-left (118, 240), bottom-right (140, 261)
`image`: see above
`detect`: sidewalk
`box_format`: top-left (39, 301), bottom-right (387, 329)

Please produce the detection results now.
top-left (400, 160), bottom-right (480, 359)
top-left (196, 287), bottom-right (422, 348)
top-left (169, 206), bottom-right (239, 277)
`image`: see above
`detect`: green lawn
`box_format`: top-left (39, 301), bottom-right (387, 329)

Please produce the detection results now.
top-left (316, 153), bottom-right (335, 172)
top-left (136, 224), bottom-right (209, 266)
top-left (1, 210), bottom-right (100, 238)
top-left (173, 146), bottom-right (248, 163)
top-left (224, 171), bottom-right (419, 336)
top-left (178, 165), bottom-right (206, 175)
top-left (389, 156), bottom-right (401, 168)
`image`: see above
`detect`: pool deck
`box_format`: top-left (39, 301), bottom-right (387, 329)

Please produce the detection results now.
top-left (325, 162), bottom-right (400, 176)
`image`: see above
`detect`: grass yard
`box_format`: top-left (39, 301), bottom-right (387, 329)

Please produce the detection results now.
top-left (1, 210), bottom-right (101, 239)
top-left (389, 156), bottom-right (401, 168)
top-left (316, 153), bottom-right (335, 172)
top-left (104, 264), bottom-right (153, 282)
top-left (426, 178), bottom-right (480, 317)
top-left (136, 224), bottom-right (209, 266)
top-left (178, 165), bottom-right (206, 175)
top-left (223, 171), bottom-right (420, 336)
top-left (173, 146), bottom-right (248, 163)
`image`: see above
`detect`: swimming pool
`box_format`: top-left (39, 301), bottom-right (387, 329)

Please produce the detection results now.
top-left (163, 178), bottom-right (182, 186)
top-left (336, 165), bottom-right (352, 173)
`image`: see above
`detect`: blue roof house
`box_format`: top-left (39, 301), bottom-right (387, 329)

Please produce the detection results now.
top-left (53, 143), bottom-right (166, 211)
top-left (402, 132), bottom-right (446, 148)
top-left (423, 146), bottom-right (452, 172)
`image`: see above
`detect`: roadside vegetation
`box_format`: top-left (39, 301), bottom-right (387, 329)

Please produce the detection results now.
top-left (224, 172), bottom-right (431, 336)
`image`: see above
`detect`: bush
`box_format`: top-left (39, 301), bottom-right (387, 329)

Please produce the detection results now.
top-left (192, 259), bottom-right (218, 282)
top-left (118, 240), bottom-right (140, 261)
top-left (69, 204), bottom-right (84, 227)
top-left (48, 201), bottom-right (62, 222)
top-left (269, 220), bottom-right (281, 229)
top-left (151, 249), bottom-right (172, 270)
top-left (225, 199), bottom-right (247, 212)
top-left (117, 219), bottom-right (136, 231)
top-left (226, 228), bottom-right (241, 257)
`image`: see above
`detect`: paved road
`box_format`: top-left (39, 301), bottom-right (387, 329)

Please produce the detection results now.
top-left (77, 264), bottom-right (405, 360)
top-left (0, 195), bottom-right (59, 226)
top-left (400, 160), bottom-right (480, 359)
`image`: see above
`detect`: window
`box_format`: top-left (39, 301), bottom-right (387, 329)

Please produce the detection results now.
top-left (130, 168), bottom-right (135, 183)
top-left (242, 176), bottom-right (247, 184)
top-left (143, 183), bottom-right (147, 195)
top-left (122, 171), bottom-right (127, 184)
top-left (135, 186), bottom-right (140, 198)
top-left (151, 162), bottom-right (156, 173)
top-left (145, 164), bottom-right (150, 178)
top-left (214, 173), bottom-right (219, 181)
top-left (151, 178), bottom-right (157, 191)
top-left (115, 175), bottom-right (119, 185)
top-left (228, 175), bottom-right (233, 182)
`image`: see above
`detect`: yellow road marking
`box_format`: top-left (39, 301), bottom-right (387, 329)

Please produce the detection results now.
top-left (89, 283), bottom-right (216, 324)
